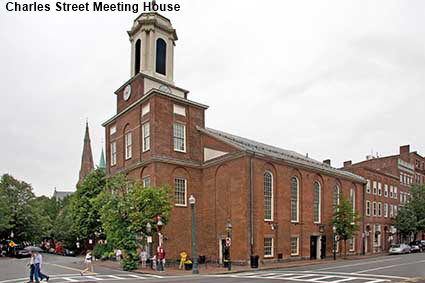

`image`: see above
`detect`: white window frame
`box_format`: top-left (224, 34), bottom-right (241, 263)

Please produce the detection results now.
top-left (125, 132), bottom-right (132, 160)
top-left (390, 204), bottom-right (394, 218)
top-left (349, 237), bottom-right (355, 252)
top-left (142, 103), bottom-right (150, 116)
top-left (110, 141), bottom-right (117, 166)
top-left (384, 203), bottom-right (388, 218)
top-left (174, 178), bottom-right (187, 207)
top-left (384, 184), bottom-right (388, 197)
top-left (394, 187), bottom-right (398, 199)
top-left (366, 179), bottom-right (371, 194)
top-left (290, 237), bottom-right (299, 256)
top-left (264, 237), bottom-right (274, 258)
top-left (390, 186), bottom-right (393, 198)
top-left (290, 177), bottom-right (300, 223)
top-left (366, 200), bottom-right (371, 216)
top-left (373, 202), bottom-right (377, 216)
top-left (173, 123), bottom-right (186, 152)
top-left (378, 202), bottom-right (382, 217)
top-left (110, 125), bottom-right (116, 135)
top-left (142, 176), bottom-right (151, 188)
top-left (394, 205), bottom-right (398, 216)
top-left (264, 172), bottom-right (274, 221)
top-left (373, 181), bottom-right (377, 195)
top-left (142, 122), bottom-right (150, 152)
top-left (313, 182), bottom-right (321, 224)
top-left (378, 182), bottom-right (382, 196)
top-left (350, 188), bottom-right (355, 224)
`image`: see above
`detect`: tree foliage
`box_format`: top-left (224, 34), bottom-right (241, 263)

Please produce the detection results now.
top-left (395, 203), bottom-right (417, 238)
top-left (70, 169), bottom-right (106, 239)
top-left (95, 175), bottom-right (172, 270)
top-left (332, 195), bottom-right (361, 258)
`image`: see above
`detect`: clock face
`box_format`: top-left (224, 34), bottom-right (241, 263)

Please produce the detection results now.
top-left (159, 84), bottom-right (172, 94)
top-left (123, 85), bottom-right (131, 101)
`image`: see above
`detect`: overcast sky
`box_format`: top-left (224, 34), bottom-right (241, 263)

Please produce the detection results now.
top-left (1, 0), bottom-right (424, 196)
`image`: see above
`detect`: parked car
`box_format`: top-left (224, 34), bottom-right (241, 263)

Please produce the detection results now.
top-left (409, 243), bottom-right (421, 253)
top-left (409, 240), bottom-right (425, 252)
top-left (389, 244), bottom-right (411, 254)
top-left (14, 245), bottom-right (31, 259)
top-left (410, 240), bottom-right (424, 252)
top-left (63, 249), bottom-right (76, 257)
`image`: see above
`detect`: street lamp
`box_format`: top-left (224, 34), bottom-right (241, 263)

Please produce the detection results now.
top-left (189, 194), bottom-right (199, 274)
top-left (332, 225), bottom-right (337, 260)
top-left (146, 222), bottom-right (153, 267)
top-left (156, 216), bottom-right (164, 272)
top-left (225, 222), bottom-right (233, 271)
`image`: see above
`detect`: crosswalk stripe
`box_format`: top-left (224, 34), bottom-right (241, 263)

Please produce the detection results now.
top-left (128, 274), bottom-right (146, 279)
top-left (85, 275), bottom-right (104, 280)
top-left (61, 278), bottom-right (78, 282)
top-left (107, 275), bottom-right (126, 280)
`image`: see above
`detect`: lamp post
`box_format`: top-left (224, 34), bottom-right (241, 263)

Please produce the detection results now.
top-left (189, 194), bottom-right (199, 274)
top-left (225, 222), bottom-right (233, 271)
top-left (332, 225), bottom-right (337, 260)
top-left (146, 222), bottom-right (152, 267)
top-left (156, 217), bottom-right (164, 272)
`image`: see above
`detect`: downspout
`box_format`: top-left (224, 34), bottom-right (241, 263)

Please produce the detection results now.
top-left (249, 155), bottom-right (254, 257)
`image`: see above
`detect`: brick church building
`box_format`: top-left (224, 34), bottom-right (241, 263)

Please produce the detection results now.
top-left (102, 11), bottom-right (366, 263)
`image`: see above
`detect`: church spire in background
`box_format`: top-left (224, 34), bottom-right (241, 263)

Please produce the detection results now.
top-left (98, 147), bottom-right (106, 171)
top-left (78, 121), bottom-right (94, 185)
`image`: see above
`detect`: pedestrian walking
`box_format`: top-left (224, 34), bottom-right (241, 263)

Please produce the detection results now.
top-left (80, 250), bottom-right (94, 275)
top-left (157, 245), bottom-right (165, 272)
top-left (27, 252), bottom-right (35, 283)
top-left (139, 249), bottom-right (148, 268)
top-left (33, 252), bottom-right (49, 282)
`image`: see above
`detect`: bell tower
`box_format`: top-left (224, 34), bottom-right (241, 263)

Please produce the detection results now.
top-left (128, 11), bottom-right (178, 84)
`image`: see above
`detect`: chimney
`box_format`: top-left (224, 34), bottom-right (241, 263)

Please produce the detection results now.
top-left (323, 159), bottom-right (331, 166)
top-left (343, 160), bottom-right (352, 168)
top-left (400, 145), bottom-right (410, 161)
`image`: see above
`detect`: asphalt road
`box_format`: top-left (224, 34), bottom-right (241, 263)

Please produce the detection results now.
top-left (0, 253), bottom-right (424, 283)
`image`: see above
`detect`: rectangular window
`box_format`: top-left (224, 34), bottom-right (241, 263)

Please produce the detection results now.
top-left (394, 205), bottom-right (398, 216)
top-left (264, 237), bottom-right (273, 257)
top-left (110, 141), bottom-right (117, 166)
top-left (384, 184), bottom-right (388, 197)
top-left (378, 182), bottom-right (382, 196)
top-left (373, 202), bottom-right (377, 216)
top-left (349, 237), bottom-right (355, 251)
top-left (366, 179), bottom-right (371, 193)
top-left (313, 182), bottom-right (321, 223)
top-left (142, 176), bottom-right (150, 188)
top-left (142, 103), bottom-right (150, 116)
top-left (142, 122), bottom-right (150, 152)
top-left (173, 104), bottom-right (186, 116)
top-left (373, 181), bottom-right (377, 195)
top-left (290, 237), bottom-right (299, 256)
top-left (390, 186), bottom-right (393, 198)
top-left (384, 203), bottom-right (388, 218)
top-left (264, 173), bottom-right (273, 221)
top-left (173, 123), bottom-right (186, 152)
top-left (125, 132), bottom-right (132, 159)
top-left (390, 204), bottom-right (394, 218)
top-left (394, 187), bottom-right (398, 199)
top-left (366, 201), bottom-right (371, 216)
top-left (378, 202), bottom-right (382, 217)
top-left (174, 178), bottom-right (187, 206)
top-left (110, 125), bottom-right (116, 135)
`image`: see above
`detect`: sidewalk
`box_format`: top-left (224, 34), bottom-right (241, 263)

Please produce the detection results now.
top-left (96, 254), bottom-right (388, 276)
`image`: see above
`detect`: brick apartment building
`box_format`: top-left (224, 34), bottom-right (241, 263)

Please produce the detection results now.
top-left (102, 11), bottom-right (367, 263)
top-left (343, 145), bottom-right (425, 252)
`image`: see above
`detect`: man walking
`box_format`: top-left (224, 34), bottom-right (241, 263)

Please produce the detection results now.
top-left (34, 252), bottom-right (49, 282)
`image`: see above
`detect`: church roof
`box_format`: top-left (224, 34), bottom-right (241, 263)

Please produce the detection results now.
top-left (53, 190), bottom-right (74, 200)
top-left (78, 122), bottom-right (94, 184)
top-left (200, 127), bottom-right (365, 183)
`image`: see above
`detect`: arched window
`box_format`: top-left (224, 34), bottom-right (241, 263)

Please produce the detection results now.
top-left (333, 185), bottom-right (340, 211)
top-left (291, 177), bottom-right (299, 222)
top-left (156, 38), bottom-right (167, 75)
top-left (313, 182), bottom-right (321, 223)
top-left (134, 39), bottom-right (141, 75)
top-left (350, 188), bottom-right (356, 223)
top-left (264, 172), bottom-right (273, 221)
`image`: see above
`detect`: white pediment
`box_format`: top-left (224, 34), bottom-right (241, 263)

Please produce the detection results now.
top-left (204, 147), bottom-right (228, 162)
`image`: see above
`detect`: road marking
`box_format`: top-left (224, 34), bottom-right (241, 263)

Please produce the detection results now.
top-left (85, 275), bottom-right (104, 280)
top-left (355, 259), bottom-right (425, 274)
top-left (300, 270), bottom-right (409, 280)
top-left (316, 257), bottom-right (401, 270)
top-left (62, 277), bottom-right (79, 282)
top-left (107, 275), bottom-right (126, 279)
top-left (47, 263), bottom-right (87, 273)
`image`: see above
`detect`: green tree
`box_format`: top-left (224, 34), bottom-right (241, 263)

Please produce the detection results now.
top-left (332, 195), bottom-right (361, 258)
top-left (0, 191), bottom-right (12, 234)
top-left (95, 175), bottom-right (172, 270)
top-left (395, 204), bottom-right (417, 242)
top-left (52, 195), bottom-right (78, 249)
top-left (406, 184), bottom-right (425, 236)
top-left (70, 169), bottom-right (106, 240)
top-left (0, 174), bottom-right (47, 242)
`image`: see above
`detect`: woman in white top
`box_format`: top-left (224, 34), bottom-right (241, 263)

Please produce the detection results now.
top-left (80, 250), bottom-right (94, 275)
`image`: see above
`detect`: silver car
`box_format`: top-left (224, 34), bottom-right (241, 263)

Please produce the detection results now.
top-left (389, 244), bottom-right (411, 254)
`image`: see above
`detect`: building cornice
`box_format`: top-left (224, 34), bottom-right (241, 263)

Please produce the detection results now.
top-left (102, 89), bottom-right (209, 127)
